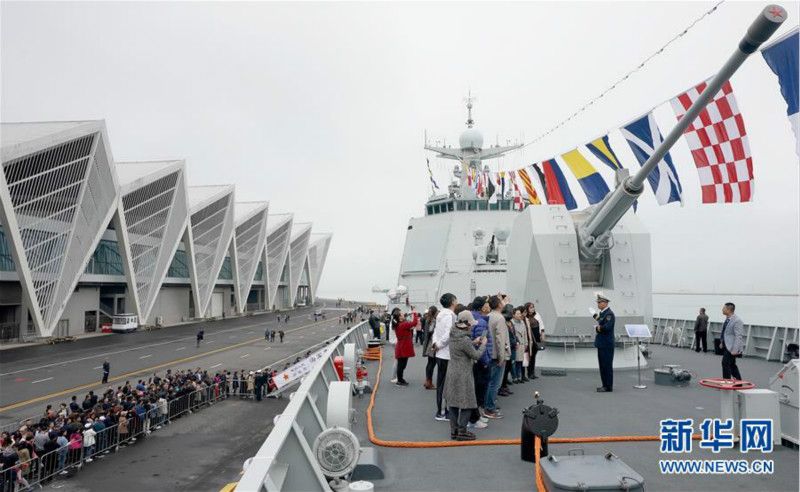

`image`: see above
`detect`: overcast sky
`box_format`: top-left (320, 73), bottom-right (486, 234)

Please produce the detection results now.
top-left (2, 1), bottom-right (798, 303)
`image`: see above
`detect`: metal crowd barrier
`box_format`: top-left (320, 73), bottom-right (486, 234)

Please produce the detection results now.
top-left (0, 382), bottom-right (228, 491)
top-left (235, 321), bottom-right (372, 492)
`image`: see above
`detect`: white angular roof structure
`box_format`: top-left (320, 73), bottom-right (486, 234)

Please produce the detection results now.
top-left (263, 213), bottom-right (293, 310)
top-left (0, 121), bottom-right (119, 336)
top-left (233, 201), bottom-right (269, 313)
top-left (287, 222), bottom-right (313, 307)
top-left (1, 120), bottom-right (333, 332)
top-left (307, 233), bottom-right (332, 299)
top-left (187, 185), bottom-right (236, 318)
top-left (116, 160), bottom-right (189, 322)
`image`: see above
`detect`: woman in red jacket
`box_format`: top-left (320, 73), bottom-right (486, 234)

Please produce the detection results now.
top-left (394, 309), bottom-right (418, 386)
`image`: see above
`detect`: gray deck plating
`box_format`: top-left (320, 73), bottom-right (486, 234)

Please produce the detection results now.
top-left (351, 345), bottom-right (798, 492)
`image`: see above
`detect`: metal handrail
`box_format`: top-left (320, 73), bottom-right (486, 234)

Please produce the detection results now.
top-left (653, 317), bottom-right (799, 361)
top-left (235, 321), bottom-right (371, 492)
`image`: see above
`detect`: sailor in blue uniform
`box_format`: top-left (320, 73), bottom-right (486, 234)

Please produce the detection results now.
top-left (593, 294), bottom-right (615, 392)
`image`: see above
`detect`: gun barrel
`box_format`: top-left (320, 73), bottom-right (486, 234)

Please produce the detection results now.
top-left (580, 4), bottom-right (786, 252)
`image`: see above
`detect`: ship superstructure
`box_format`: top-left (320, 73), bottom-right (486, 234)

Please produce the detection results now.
top-left (394, 98), bottom-right (652, 369)
top-left (394, 97), bottom-right (523, 307)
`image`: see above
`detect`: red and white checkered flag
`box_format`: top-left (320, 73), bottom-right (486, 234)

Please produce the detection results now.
top-left (508, 170), bottom-right (524, 210)
top-left (670, 81), bottom-right (753, 203)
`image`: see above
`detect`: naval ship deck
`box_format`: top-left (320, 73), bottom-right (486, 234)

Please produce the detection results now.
top-left (354, 344), bottom-right (798, 492)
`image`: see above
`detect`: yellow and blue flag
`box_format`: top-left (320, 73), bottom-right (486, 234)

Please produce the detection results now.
top-left (560, 149), bottom-right (610, 205)
top-left (586, 135), bottom-right (623, 171)
top-left (586, 135), bottom-right (637, 211)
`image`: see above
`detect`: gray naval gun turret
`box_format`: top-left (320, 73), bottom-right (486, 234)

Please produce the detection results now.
top-left (507, 178), bottom-right (652, 370)
top-left (506, 4), bottom-right (787, 370)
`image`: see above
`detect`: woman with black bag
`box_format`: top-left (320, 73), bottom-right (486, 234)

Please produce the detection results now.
top-left (421, 306), bottom-right (439, 390)
top-left (524, 302), bottom-right (545, 379)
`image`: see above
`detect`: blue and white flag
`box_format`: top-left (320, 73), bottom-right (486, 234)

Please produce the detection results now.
top-left (761, 27), bottom-right (799, 157)
top-left (620, 112), bottom-right (683, 206)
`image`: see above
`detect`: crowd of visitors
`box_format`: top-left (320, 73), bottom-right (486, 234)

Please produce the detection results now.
top-left (340, 304), bottom-right (371, 326)
top-left (0, 363), bottom-right (287, 491)
top-left (0, 303), bottom-right (357, 491)
top-left (385, 293), bottom-right (545, 441)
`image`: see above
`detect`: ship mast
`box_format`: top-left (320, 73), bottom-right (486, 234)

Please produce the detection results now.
top-left (465, 90), bottom-right (475, 128)
top-left (424, 94), bottom-right (522, 199)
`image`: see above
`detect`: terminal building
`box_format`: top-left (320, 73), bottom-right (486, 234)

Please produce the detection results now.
top-left (0, 121), bottom-right (332, 341)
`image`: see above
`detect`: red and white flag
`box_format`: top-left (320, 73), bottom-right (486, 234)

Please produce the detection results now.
top-left (508, 170), bottom-right (524, 210)
top-left (670, 80), bottom-right (753, 203)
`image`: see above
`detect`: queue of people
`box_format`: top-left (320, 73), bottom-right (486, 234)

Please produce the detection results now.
top-left (0, 367), bottom-right (233, 491)
top-left (0, 359), bottom-right (301, 491)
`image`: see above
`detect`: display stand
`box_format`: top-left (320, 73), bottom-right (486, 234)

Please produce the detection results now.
top-left (625, 324), bottom-right (652, 389)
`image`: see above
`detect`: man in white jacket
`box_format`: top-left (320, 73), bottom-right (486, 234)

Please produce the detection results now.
top-left (83, 423), bottom-right (97, 462)
top-left (432, 293), bottom-right (457, 421)
top-left (157, 396), bottom-right (168, 428)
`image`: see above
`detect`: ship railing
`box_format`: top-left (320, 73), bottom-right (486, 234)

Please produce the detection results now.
top-left (653, 317), bottom-right (800, 362)
top-left (235, 321), bottom-right (372, 492)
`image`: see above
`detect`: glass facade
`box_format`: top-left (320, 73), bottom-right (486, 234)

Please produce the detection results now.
top-left (85, 240), bottom-right (125, 275)
top-left (299, 264), bottom-right (309, 286)
top-left (280, 261), bottom-right (289, 283)
top-left (0, 227), bottom-right (15, 271)
top-left (254, 261), bottom-right (264, 281)
top-left (218, 256), bottom-right (233, 280)
top-left (247, 289), bottom-right (259, 304)
top-left (167, 249), bottom-right (190, 278)
top-left (81, 241), bottom-right (237, 282)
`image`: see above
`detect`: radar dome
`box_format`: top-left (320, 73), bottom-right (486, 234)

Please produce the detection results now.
top-left (459, 128), bottom-right (483, 150)
top-left (494, 226), bottom-right (511, 242)
top-left (396, 285), bottom-right (408, 295)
